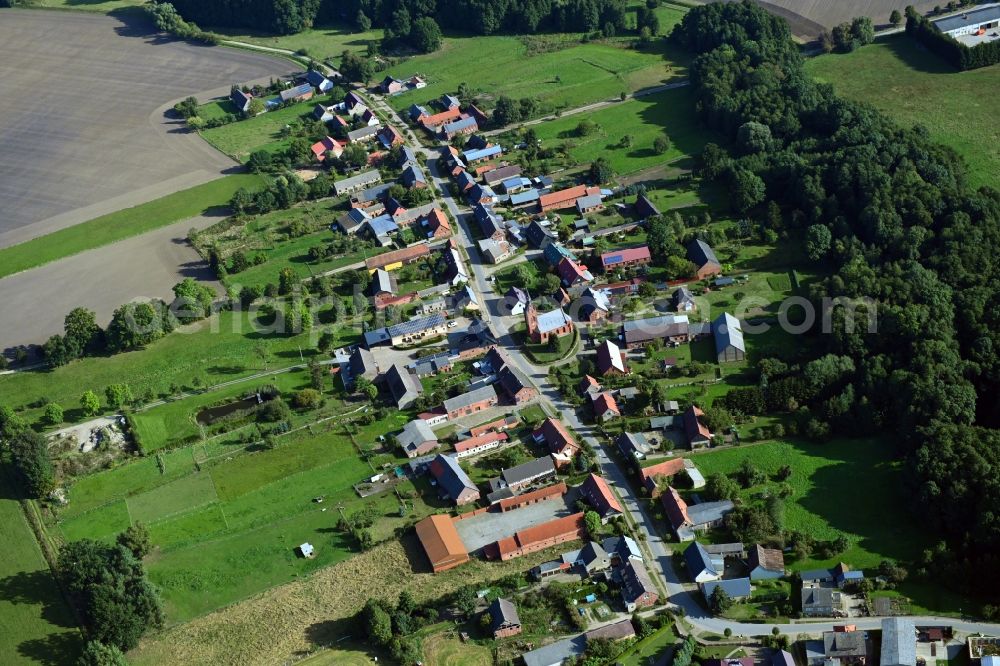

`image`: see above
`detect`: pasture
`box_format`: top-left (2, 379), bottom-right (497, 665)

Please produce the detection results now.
top-left (54, 413), bottom-right (415, 623)
top-left (806, 35), bottom-right (1000, 190)
top-left (214, 22), bottom-right (384, 61)
top-left (0, 472), bottom-right (82, 665)
top-left (385, 27), bottom-right (688, 115)
top-left (528, 86), bottom-right (707, 175)
top-left (692, 438), bottom-right (926, 569)
top-left (200, 95), bottom-right (338, 161)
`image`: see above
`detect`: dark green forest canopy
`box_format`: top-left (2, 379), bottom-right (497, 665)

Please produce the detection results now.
top-left (167, 0), bottom-right (630, 35)
top-left (670, 0), bottom-right (1000, 600)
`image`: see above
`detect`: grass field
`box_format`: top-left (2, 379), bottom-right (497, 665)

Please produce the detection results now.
top-left (53, 413), bottom-right (417, 623)
top-left (421, 630), bottom-right (492, 665)
top-left (0, 471), bottom-right (82, 665)
top-left (212, 22), bottom-right (384, 61)
top-left (691, 438), bottom-right (926, 569)
top-left (0, 174), bottom-right (261, 280)
top-left (806, 35), bottom-right (1000, 190)
top-left (529, 86), bottom-right (707, 175)
top-left (0, 309), bottom-right (328, 427)
top-left (199, 97), bottom-right (336, 161)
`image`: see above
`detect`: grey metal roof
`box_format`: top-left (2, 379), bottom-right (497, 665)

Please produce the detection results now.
top-left (509, 189), bottom-right (540, 205)
top-left (484, 164), bottom-right (522, 186)
top-left (824, 630), bottom-right (866, 657)
top-left (397, 419), bottom-right (437, 453)
top-left (880, 618), bottom-right (916, 666)
top-left (623, 314), bottom-right (690, 345)
top-left (372, 269), bottom-right (395, 295)
top-left (443, 115), bottom-right (477, 134)
top-left (576, 194), bottom-right (603, 209)
top-left (401, 163), bottom-right (426, 187)
top-left (521, 635), bottom-right (586, 666)
top-left (463, 145), bottom-right (503, 162)
top-left (489, 597), bottom-right (520, 630)
top-left (616, 432), bottom-right (652, 457)
top-left (621, 559), bottom-right (657, 603)
top-left (347, 125), bottom-right (380, 141)
top-left (334, 170), bottom-right (381, 193)
top-left (443, 384), bottom-right (497, 413)
top-left (384, 362), bottom-right (422, 407)
top-left (701, 577), bottom-right (751, 599)
top-left (501, 456), bottom-right (555, 486)
top-left (387, 312), bottom-right (447, 339)
top-left (934, 4), bottom-right (1000, 32)
top-left (534, 308), bottom-right (571, 334)
top-left (712, 312), bottom-right (745, 354)
top-left (686, 500), bottom-right (734, 526)
top-left (801, 586), bottom-right (835, 608)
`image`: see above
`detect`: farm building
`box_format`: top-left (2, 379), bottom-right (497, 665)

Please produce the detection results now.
top-left (880, 618), bottom-right (916, 666)
top-left (616, 432), bottom-right (653, 460)
top-left (622, 314), bottom-right (691, 348)
top-left (488, 598), bottom-right (522, 639)
top-left (415, 514), bottom-right (470, 572)
top-left (933, 5), bottom-right (1000, 44)
top-left (364, 243), bottom-right (430, 271)
top-left (748, 544), bottom-right (785, 580)
top-left (601, 245), bottom-right (651, 272)
top-left (580, 473), bottom-right (623, 523)
top-left (492, 455), bottom-right (557, 491)
top-left (397, 419), bottom-right (439, 458)
top-left (684, 541), bottom-right (722, 583)
top-left (454, 431), bottom-right (508, 458)
top-left (595, 339), bottom-right (627, 376)
top-left (382, 362), bottom-right (423, 409)
top-left (686, 239), bottom-right (722, 279)
top-left (443, 384), bottom-right (499, 419)
top-left (487, 512), bottom-right (585, 561)
top-left (334, 170), bottom-right (382, 195)
top-left (578, 287), bottom-right (612, 323)
top-left (682, 405), bottom-right (712, 449)
top-left (429, 454), bottom-right (480, 506)
top-left (712, 312), bottom-right (746, 362)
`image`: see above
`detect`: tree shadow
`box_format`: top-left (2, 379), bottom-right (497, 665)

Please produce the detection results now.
top-left (16, 631), bottom-right (83, 666)
top-left (883, 33), bottom-right (956, 75)
top-left (0, 570), bottom-right (79, 630)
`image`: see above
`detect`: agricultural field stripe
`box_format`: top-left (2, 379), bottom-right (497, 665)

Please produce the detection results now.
top-left (0, 173), bottom-right (262, 280)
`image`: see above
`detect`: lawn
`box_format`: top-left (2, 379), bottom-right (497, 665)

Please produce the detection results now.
top-left (691, 438), bottom-right (926, 571)
top-left (806, 34), bottom-right (1000, 190)
top-left (53, 414), bottom-right (419, 623)
top-left (0, 470), bottom-right (82, 665)
top-left (421, 630), bottom-right (492, 666)
top-left (199, 95), bottom-right (338, 161)
top-left (0, 308), bottom-right (322, 428)
top-left (529, 86), bottom-right (708, 175)
top-left (0, 174), bottom-right (261, 280)
top-left (619, 623), bottom-right (677, 666)
top-left (385, 26), bottom-right (688, 116)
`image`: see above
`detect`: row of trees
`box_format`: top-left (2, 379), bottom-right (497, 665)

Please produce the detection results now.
top-left (670, 0), bottom-right (1000, 600)
top-left (905, 5), bottom-right (1000, 70)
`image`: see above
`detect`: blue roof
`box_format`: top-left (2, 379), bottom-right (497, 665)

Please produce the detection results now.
top-left (684, 541), bottom-right (718, 578)
top-left (305, 70), bottom-right (329, 86)
top-left (401, 163), bottom-right (426, 187)
top-left (366, 214), bottom-right (398, 236)
top-left (509, 189), bottom-right (539, 205)
top-left (701, 577), bottom-right (752, 599)
top-left (457, 171), bottom-right (476, 189)
top-left (430, 454), bottom-right (477, 500)
top-left (462, 145), bottom-right (503, 162)
top-left (467, 184), bottom-right (495, 201)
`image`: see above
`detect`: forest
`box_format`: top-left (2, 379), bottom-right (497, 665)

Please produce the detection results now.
top-left (669, 0), bottom-right (1000, 602)
top-left (166, 0), bottom-right (629, 37)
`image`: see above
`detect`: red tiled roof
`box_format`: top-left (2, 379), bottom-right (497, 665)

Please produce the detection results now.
top-left (683, 405), bottom-right (712, 441)
top-left (592, 392), bottom-right (620, 416)
top-left (310, 136), bottom-right (343, 161)
top-left (512, 512), bottom-right (584, 549)
top-left (660, 486), bottom-right (690, 528)
top-left (454, 431), bottom-right (508, 453)
top-left (415, 514), bottom-right (469, 571)
top-left (581, 474), bottom-right (623, 516)
top-left (536, 418), bottom-right (577, 455)
top-left (497, 481), bottom-right (566, 511)
top-left (639, 458), bottom-right (685, 485)
top-left (601, 245), bottom-right (651, 265)
top-left (557, 257), bottom-right (589, 284)
top-left (539, 184), bottom-right (589, 210)
top-left (365, 244), bottom-right (431, 269)
top-left (424, 208), bottom-right (450, 235)
top-left (419, 107), bottom-right (462, 128)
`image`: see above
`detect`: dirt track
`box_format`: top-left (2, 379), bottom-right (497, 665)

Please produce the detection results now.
top-left (0, 212), bottom-right (224, 350)
top-left (0, 9), bottom-right (294, 248)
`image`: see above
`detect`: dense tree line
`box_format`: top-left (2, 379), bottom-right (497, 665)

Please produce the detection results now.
top-left (670, 0), bottom-right (1000, 601)
top-left (905, 6), bottom-right (1000, 70)
top-left (166, 0), bottom-right (628, 37)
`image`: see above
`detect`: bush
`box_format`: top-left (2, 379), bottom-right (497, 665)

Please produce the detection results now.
top-left (291, 389), bottom-right (324, 410)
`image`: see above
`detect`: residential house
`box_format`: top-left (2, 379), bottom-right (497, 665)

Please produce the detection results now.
top-left (562, 541), bottom-right (611, 575)
top-left (639, 458), bottom-right (685, 495)
top-left (351, 182), bottom-right (392, 211)
top-left (596, 339), bottom-right (628, 376)
top-left (465, 134), bottom-right (489, 151)
top-left (474, 203), bottom-right (506, 241)
top-left (621, 560), bottom-right (658, 611)
top-left (503, 287), bottom-right (531, 316)
top-left (591, 391), bottom-right (621, 423)
top-left (440, 93), bottom-right (460, 109)
top-left (622, 314), bottom-right (691, 349)
top-left (772, 651), bottom-right (796, 666)
top-left (420, 108), bottom-right (464, 133)
top-left (429, 454), bottom-right (480, 506)
top-left (488, 598), bottom-right (522, 639)
top-left (578, 287), bottom-right (612, 323)
top-left (635, 193), bottom-right (660, 218)
top-left (557, 257), bottom-right (593, 286)
top-left (347, 125), bottom-right (380, 144)
top-left (701, 577), bottom-right (752, 603)
top-left (661, 486), bottom-right (734, 540)
top-left (462, 144), bottom-right (503, 164)
top-left (601, 245), bottom-right (651, 272)
top-left (231, 88), bottom-right (253, 113)
top-left (442, 115), bottom-right (478, 139)
top-left (334, 170), bottom-right (382, 195)
top-left (443, 245), bottom-right (469, 285)
top-left (420, 207), bottom-right (451, 239)
top-left (344, 347), bottom-right (378, 388)
top-left (713, 313), bottom-right (746, 362)
top-left (454, 431), bottom-right (508, 458)
top-left (305, 69), bottom-right (334, 92)
top-left (603, 535), bottom-right (643, 565)
top-left (576, 193), bottom-right (604, 215)
top-left (616, 432), bottom-right (653, 460)
top-left (310, 136), bottom-right (343, 162)
top-left (415, 513), bottom-right (469, 572)
top-left (361, 214), bottom-right (399, 246)
top-left (401, 162), bottom-right (428, 189)
top-left (342, 91), bottom-right (364, 111)
top-left (833, 562), bottom-right (865, 588)
top-left (279, 83), bottom-right (314, 103)
top-left (748, 544), bottom-right (785, 580)
top-left (586, 619), bottom-right (637, 643)
top-left (880, 618), bottom-right (916, 666)
top-left (397, 419), bottom-right (439, 458)
top-left (376, 124), bottom-right (404, 149)
top-left (525, 305), bottom-right (574, 344)
top-left (455, 169), bottom-right (477, 193)
top-left (580, 473), bottom-right (624, 523)
top-left (823, 630), bottom-right (868, 664)
top-left (443, 385), bottom-right (499, 420)
top-left (543, 243), bottom-right (576, 267)
top-left (497, 365), bottom-right (537, 404)
top-left (533, 417), bottom-right (579, 464)
top-left (686, 239), bottom-right (722, 279)
top-left (478, 238), bottom-right (513, 264)
top-left (502, 176), bottom-right (532, 194)
top-left (801, 587), bottom-right (844, 617)
top-left (524, 220), bottom-right (557, 248)
top-left (672, 286), bottom-right (697, 312)
top-left (488, 512), bottom-right (584, 560)
top-left (314, 103), bottom-right (336, 122)
top-left (467, 183), bottom-right (496, 205)
top-left (539, 184), bottom-right (601, 212)
top-left (684, 541), bottom-right (722, 583)
top-left (383, 362), bottom-right (423, 409)
top-left (682, 405), bottom-right (713, 449)
top-left (380, 75), bottom-right (406, 94)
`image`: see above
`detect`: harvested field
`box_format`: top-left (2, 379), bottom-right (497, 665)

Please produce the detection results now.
top-left (129, 536), bottom-right (567, 665)
top-left (726, 0), bottom-right (941, 38)
top-left (0, 9), bottom-right (293, 248)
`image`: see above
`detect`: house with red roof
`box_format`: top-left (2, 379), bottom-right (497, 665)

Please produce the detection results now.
top-left (310, 136), bottom-right (343, 162)
top-left (420, 208), bottom-right (451, 239)
top-left (418, 107), bottom-right (463, 132)
top-left (487, 512), bottom-right (585, 561)
top-left (538, 185), bottom-right (601, 212)
top-left (532, 417), bottom-right (579, 466)
top-left (578, 375), bottom-right (602, 396)
top-left (454, 431), bottom-right (508, 458)
top-left (557, 257), bottom-right (593, 286)
top-left (580, 474), bottom-right (623, 523)
top-left (591, 392), bottom-right (621, 423)
top-left (601, 245), bottom-right (652, 272)
top-left (639, 458), bottom-right (686, 496)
